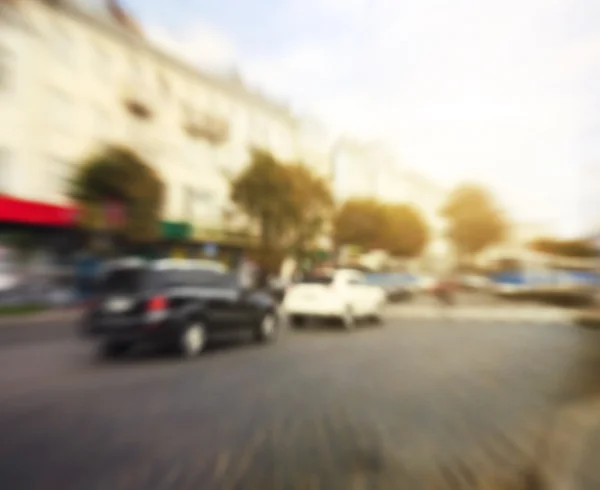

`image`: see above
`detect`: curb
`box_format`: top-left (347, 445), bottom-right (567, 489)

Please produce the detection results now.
top-left (0, 308), bottom-right (83, 328)
top-left (574, 312), bottom-right (600, 329)
top-left (382, 306), bottom-right (576, 324)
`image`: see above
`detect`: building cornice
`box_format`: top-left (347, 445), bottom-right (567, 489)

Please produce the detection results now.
top-left (33, 0), bottom-right (297, 125)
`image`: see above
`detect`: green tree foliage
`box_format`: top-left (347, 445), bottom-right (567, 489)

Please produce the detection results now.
top-left (68, 145), bottom-right (165, 242)
top-left (230, 149), bottom-right (294, 251)
top-left (382, 204), bottom-right (430, 257)
top-left (529, 237), bottom-right (596, 258)
top-left (230, 149), bottom-right (334, 270)
top-left (333, 199), bottom-right (430, 257)
top-left (333, 198), bottom-right (387, 250)
top-left (285, 163), bottom-right (335, 257)
top-left (440, 183), bottom-right (507, 257)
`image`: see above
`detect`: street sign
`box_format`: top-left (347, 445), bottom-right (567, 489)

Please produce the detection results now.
top-left (203, 242), bottom-right (218, 258)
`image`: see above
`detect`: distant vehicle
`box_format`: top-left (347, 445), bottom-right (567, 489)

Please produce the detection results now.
top-left (364, 273), bottom-right (413, 302)
top-left (81, 258), bottom-right (280, 359)
top-left (0, 246), bottom-right (20, 295)
top-left (267, 276), bottom-right (290, 303)
top-left (282, 269), bottom-right (387, 330)
top-left (459, 274), bottom-right (491, 291)
top-left (416, 275), bottom-right (436, 293)
top-left (431, 278), bottom-right (458, 306)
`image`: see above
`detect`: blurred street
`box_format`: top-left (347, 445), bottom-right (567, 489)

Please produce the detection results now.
top-left (1, 307), bottom-right (600, 489)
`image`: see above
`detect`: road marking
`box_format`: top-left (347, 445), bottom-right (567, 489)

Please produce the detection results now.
top-left (213, 450), bottom-right (231, 480)
top-left (383, 305), bottom-right (575, 324)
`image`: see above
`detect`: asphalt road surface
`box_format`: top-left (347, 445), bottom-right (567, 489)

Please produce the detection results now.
top-left (1, 313), bottom-right (600, 490)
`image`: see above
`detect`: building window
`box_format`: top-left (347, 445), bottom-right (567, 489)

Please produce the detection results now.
top-left (0, 45), bottom-right (12, 91)
top-left (53, 30), bottom-right (73, 65)
top-left (130, 56), bottom-right (144, 84)
top-left (49, 156), bottom-right (72, 197)
top-left (180, 101), bottom-right (193, 120)
top-left (93, 44), bottom-right (110, 79)
top-left (231, 107), bottom-right (247, 142)
top-left (249, 115), bottom-right (268, 147)
top-left (49, 90), bottom-right (73, 131)
top-left (0, 148), bottom-right (11, 193)
top-left (93, 106), bottom-right (111, 139)
top-left (183, 185), bottom-right (193, 219)
top-left (157, 71), bottom-right (169, 95)
top-left (183, 185), bottom-right (215, 222)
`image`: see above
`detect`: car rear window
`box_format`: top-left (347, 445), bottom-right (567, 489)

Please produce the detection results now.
top-left (298, 276), bottom-right (333, 285)
top-left (99, 267), bottom-right (150, 294)
top-left (154, 269), bottom-right (238, 289)
top-left (99, 266), bottom-right (238, 293)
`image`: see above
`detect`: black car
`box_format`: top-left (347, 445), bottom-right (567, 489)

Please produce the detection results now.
top-left (81, 258), bottom-right (280, 359)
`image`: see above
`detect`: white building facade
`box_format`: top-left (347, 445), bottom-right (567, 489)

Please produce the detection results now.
top-left (0, 0), bottom-right (309, 234)
top-left (330, 136), bottom-right (449, 269)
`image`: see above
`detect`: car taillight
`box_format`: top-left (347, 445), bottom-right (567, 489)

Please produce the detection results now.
top-left (147, 296), bottom-right (167, 311)
top-left (87, 297), bottom-right (100, 309)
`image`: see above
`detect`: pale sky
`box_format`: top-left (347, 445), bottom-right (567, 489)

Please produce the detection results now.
top-left (123, 0), bottom-right (600, 237)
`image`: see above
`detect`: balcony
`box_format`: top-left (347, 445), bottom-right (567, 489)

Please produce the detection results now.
top-left (121, 83), bottom-right (154, 120)
top-left (193, 226), bottom-right (258, 248)
top-left (183, 112), bottom-right (229, 145)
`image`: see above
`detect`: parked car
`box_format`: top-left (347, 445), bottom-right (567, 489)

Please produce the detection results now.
top-left (80, 258), bottom-right (280, 359)
top-left (266, 276), bottom-right (289, 303)
top-left (416, 275), bottom-right (437, 293)
top-left (365, 273), bottom-right (414, 302)
top-left (282, 268), bottom-right (387, 329)
top-left (459, 274), bottom-right (492, 291)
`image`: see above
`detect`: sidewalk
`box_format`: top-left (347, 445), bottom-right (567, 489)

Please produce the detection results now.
top-left (574, 309), bottom-right (600, 328)
top-left (385, 303), bottom-right (576, 323)
top-left (0, 306), bottom-right (83, 328)
top-left (536, 397), bottom-right (600, 489)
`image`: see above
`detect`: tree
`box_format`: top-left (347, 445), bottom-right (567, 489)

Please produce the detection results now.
top-left (382, 204), bottom-right (430, 257)
top-left (440, 183), bottom-right (507, 258)
top-left (529, 237), bottom-right (596, 258)
top-left (333, 198), bottom-right (388, 251)
top-left (333, 199), bottom-right (430, 257)
top-left (284, 163), bottom-right (334, 258)
top-left (68, 145), bottom-right (165, 244)
top-left (229, 149), bottom-right (334, 272)
top-left (230, 149), bottom-right (294, 252)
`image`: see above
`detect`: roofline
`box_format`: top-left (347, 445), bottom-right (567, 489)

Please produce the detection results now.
top-left (35, 0), bottom-right (298, 124)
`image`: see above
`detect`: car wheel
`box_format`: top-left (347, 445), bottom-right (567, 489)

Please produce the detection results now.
top-left (289, 315), bottom-right (307, 329)
top-left (371, 301), bottom-right (385, 325)
top-left (370, 314), bottom-right (384, 325)
top-left (341, 307), bottom-right (356, 331)
top-left (179, 322), bottom-right (207, 358)
top-left (99, 340), bottom-right (132, 359)
top-left (255, 312), bottom-right (279, 343)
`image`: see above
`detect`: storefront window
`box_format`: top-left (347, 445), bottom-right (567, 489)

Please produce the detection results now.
top-left (0, 148), bottom-right (11, 193)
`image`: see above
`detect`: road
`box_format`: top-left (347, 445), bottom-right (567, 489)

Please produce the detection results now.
top-left (0, 311), bottom-right (600, 489)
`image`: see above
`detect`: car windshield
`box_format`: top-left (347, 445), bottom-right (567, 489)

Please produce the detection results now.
top-left (299, 275), bottom-right (333, 285)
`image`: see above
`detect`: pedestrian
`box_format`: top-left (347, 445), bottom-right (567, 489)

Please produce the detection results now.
top-left (432, 275), bottom-right (457, 319)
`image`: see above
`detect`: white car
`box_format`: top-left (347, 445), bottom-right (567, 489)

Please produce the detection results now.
top-left (282, 269), bottom-right (387, 329)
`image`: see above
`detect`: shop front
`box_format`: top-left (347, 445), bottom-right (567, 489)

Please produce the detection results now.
top-left (0, 194), bottom-right (82, 257)
top-left (158, 221), bottom-right (256, 270)
top-left (0, 195), bottom-right (82, 305)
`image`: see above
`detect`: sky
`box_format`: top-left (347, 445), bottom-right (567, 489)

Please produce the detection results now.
top-left (121, 0), bottom-right (600, 237)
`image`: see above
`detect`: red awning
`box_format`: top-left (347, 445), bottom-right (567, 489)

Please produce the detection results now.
top-left (0, 194), bottom-right (77, 227)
